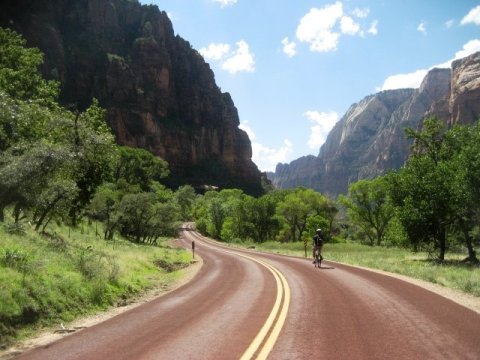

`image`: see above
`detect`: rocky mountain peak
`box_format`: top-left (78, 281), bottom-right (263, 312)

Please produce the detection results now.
top-left (270, 52), bottom-right (480, 196)
top-left (418, 68), bottom-right (451, 100)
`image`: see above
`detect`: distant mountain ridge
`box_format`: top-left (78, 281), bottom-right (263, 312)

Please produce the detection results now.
top-left (0, 0), bottom-right (264, 195)
top-left (269, 52), bottom-right (480, 197)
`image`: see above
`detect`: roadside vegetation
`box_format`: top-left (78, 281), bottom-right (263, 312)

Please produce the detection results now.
top-left (0, 222), bottom-right (189, 345)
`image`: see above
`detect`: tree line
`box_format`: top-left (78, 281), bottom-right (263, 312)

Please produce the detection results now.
top-left (192, 187), bottom-right (337, 244)
top-left (340, 117), bottom-right (480, 263)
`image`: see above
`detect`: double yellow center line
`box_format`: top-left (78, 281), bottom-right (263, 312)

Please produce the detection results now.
top-left (193, 232), bottom-right (290, 360)
top-left (238, 253), bottom-right (290, 360)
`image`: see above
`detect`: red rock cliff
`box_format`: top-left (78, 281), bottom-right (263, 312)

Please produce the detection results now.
top-left (0, 0), bottom-right (263, 194)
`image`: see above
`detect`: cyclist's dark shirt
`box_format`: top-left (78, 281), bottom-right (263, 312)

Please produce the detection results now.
top-left (313, 233), bottom-right (324, 247)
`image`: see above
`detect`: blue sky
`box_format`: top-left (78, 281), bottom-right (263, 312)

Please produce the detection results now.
top-left (141, 0), bottom-right (480, 172)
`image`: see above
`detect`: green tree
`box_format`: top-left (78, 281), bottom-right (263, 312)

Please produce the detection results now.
top-left (33, 179), bottom-right (78, 232)
top-left (246, 195), bottom-right (279, 243)
top-left (0, 28), bottom-right (62, 152)
top-left (388, 118), bottom-right (454, 260)
top-left (442, 122), bottom-right (480, 263)
top-left (174, 185), bottom-right (197, 220)
top-left (0, 143), bottom-right (72, 222)
top-left (339, 177), bottom-right (394, 246)
top-left (0, 92), bottom-right (54, 151)
top-left (0, 27), bottom-right (59, 104)
top-left (147, 202), bottom-right (180, 240)
top-left (207, 196), bottom-right (226, 239)
top-left (277, 188), bottom-right (328, 242)
top-left (117, 192), bottom-right (157, 243)
top-left (88, 182), bottom-right (123, 240)
top-left (66, 100), bottom-right (117, 224)
top-left (113, 146), bottom-right (169, 191)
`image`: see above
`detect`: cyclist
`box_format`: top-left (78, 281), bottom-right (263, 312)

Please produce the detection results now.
top-left (312, 228), bottom-right (325, 264)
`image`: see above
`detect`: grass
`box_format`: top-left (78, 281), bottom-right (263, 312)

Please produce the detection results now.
top-left (0, 220), bottom-right (191, 347)
top-left (233, 240), bottom-right (480, 298)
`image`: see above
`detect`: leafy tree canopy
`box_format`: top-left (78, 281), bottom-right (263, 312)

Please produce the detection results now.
top-left (0, 27), bottom-right (59, 104)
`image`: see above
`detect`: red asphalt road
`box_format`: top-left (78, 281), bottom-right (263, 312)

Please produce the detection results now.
top-left (12, 227), bottom-right (480, 360)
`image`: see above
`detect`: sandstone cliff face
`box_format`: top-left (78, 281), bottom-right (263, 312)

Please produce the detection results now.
top-left (271, 89), bottom-right (416, 196)
top-left (1, 0), bottom-right (263, 194)
top-left (270, 53), bottom-right (480, 197)
top-left (450, 52), bottom-right (480, 125)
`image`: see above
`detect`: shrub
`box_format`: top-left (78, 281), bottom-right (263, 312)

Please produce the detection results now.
top-left (1, 248), bottom-right (28, 270)
top-left (3, 222), bottom-right (26, 236)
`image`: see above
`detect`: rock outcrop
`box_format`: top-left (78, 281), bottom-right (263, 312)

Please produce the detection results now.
top-left (0, 0), bottom-right (263, 195)
top-left (270, 53), bottom-right (480, 197)
top-left (450, 52), bottom-right (480, 126)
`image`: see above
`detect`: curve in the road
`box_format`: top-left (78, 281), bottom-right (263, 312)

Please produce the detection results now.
top-left (188, 230), bottom-right (291, 360)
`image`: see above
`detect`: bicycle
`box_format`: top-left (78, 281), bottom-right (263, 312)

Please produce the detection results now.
top-left (313, 246), bottom-right (323, 268)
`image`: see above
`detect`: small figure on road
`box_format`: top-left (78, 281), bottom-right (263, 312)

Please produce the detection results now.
top-left (312, 228), bottom-right (325, 264)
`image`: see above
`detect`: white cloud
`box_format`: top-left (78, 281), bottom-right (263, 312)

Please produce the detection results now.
top-left (240, 122), bottom-right (293, 172)
top-left (252, 140), bottom-right (294, 172)
top-left (379, 39), bottom-right (480, 91)
top-left (212, 0), bottom-right (237, 8)
top-left (461, 5), bottom-right (480, 25)
top-left (340, 16), bottom-right (360, 35)
top-left (239, 121), bottom-right (255, 141)
top-left (367, 20), bottom-right (378, 35)
top-left (452, 39), bottom-right (480, 59)
top-left (295, 2), bottom-right (377, 53)
top-left (200, 40), bottom-right (255, 74)
top-left (417, 21), bottom-right (427, 34)
top-left (380, 69), bottom-right (428, 91)
top-left (296, 2), bottom-right (343, 52)
top-left (352, 8), bottom-right (369, 18)
top-left (222, 40), bottom-right (255, 74)
top-left (445, 19), bottom-right (455, 28)
top-left (304, 111), bottom-right (339, 150)
top-left (434, 39), bottom-right (480, 68)
top-left (199, 43), bottom-right (230, 61)
top-left (281, 37), bottom-right (297, 57)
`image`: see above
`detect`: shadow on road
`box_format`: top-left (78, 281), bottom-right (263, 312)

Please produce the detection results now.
top-left (317, 266), bottom-right (335, 270)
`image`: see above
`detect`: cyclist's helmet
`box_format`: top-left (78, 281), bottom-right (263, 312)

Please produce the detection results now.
top-left (316, 228), bottom-right (322, 233)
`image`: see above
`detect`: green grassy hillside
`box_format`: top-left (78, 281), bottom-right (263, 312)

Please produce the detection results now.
top-left (0, 221), bottom-right (190, 346)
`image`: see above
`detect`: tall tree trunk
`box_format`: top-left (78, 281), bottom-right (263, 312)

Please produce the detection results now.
top-left (459, 219), bottom-right (478, 263)
top-left (376, 226), bottom-right (382, 246)
top-left (42, 216), bottom-right (53, 233)
top-left (438, 225), bottom-right (446, 261)
top-left (13, 203), bottom-right (22, 223)
top-left (35, 197), bottom-right (62, 231)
